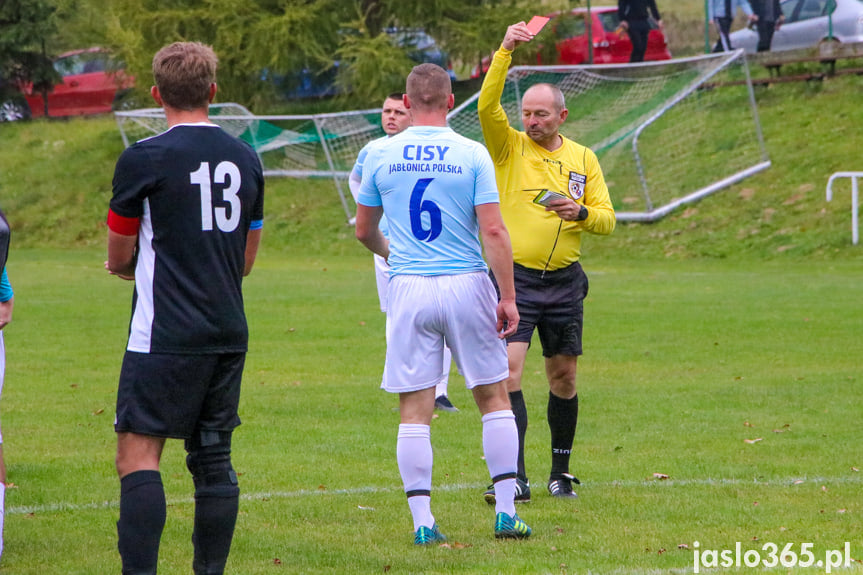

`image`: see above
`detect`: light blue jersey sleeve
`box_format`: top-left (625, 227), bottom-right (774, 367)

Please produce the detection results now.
top-left (0, 268), bottom-right (12, 302)
top-left (354, 137), bottom-right (390, 237)
top-left (358, 126), bottom-right (499, 276)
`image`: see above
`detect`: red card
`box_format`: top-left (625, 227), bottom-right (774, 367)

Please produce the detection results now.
top-left (526, 15), bottom-right (550, 35)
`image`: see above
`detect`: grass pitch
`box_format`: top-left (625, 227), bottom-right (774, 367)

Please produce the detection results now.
top-left (1, 248), bottom-right (861, 574)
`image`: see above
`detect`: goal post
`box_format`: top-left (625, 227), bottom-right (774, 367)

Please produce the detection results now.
top-left (115, 103), bottom-right (386, 222)
top-left (115, 50), bottom-right (769, 224)
top-left (447, 50), bottom-right (770, 222)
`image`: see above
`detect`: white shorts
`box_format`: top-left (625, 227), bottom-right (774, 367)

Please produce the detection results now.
top-left (373, 254), bottom-right (389, 312)
top-left (382, 272), bottom-right (508, 393)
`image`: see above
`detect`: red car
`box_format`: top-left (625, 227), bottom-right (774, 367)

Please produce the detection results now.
top-left (472, 6), bottom-right (671, 77)
top-left (21, 48), bottom-right (134, 118)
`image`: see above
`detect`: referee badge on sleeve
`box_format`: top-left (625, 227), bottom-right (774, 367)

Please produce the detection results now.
top-left (568, 172), bottom-right (586, 200)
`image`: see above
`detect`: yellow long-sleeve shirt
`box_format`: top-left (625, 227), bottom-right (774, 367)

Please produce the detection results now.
top-left (478, 46), bottom-right (615, 271)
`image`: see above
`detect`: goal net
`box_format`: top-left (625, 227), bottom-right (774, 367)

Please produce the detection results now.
top-left (448, 50), bottom-right (770, 222)
top-left (114, 51), bottom-right (768, 223)
top-left (115, 103), bottom-right (387, 220)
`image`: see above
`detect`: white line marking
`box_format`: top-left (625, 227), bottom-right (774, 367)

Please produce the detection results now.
top-left (8, 475), bottom-right (862, 516)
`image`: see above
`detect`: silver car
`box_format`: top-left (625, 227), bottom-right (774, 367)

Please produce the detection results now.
top-left (729, 0), bottom-right (863, 53)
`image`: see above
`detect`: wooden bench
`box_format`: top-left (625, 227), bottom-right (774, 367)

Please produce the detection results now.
top-left (747, 41), bottom-right (863, 76)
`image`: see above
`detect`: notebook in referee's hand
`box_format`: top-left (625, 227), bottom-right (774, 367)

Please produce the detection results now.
top-left (532, 189), bottom-right (569, 207)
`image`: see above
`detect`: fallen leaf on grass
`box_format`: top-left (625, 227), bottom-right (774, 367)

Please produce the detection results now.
top-left (678, 543), bottom-right (690, 549)
top-left (92, 408), bottom-right (104, 415)
top-left (744, 438), bottom-right (763, 444)
top-left (317, 484), bottom-right (326, 491)
top-left (822, 485), bottom-right (828, 492)
top-left (652, 473), bottom-right (670, 480)
top-left (852, 467), bottom-right (859, 472)
top-left (657, 548), bottom-right (666, 555)
top-left (753, 502), bottom-right (759, 506)
top-left (793, 480), bottom-right (805, 485)
top-left (838, 509), bottom-right (847, 513)
top-left (273, 558), bottom-right (282, 565)
top-left (744, 421), bottom-right (754, 427)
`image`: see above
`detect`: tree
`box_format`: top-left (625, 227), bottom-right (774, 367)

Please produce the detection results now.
top-left (57, 0), bottom-right (577, 109)
top-left (0, 0), bottom-right (61, 116)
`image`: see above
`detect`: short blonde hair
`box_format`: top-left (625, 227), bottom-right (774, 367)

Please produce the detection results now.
top-left (406, 63), bottom-right (451, 113)
top-left (152, 42), bottom-right (218, 111)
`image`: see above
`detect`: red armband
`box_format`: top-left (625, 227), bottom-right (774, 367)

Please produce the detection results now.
top-left (107, 209), bottom-right (140, 235)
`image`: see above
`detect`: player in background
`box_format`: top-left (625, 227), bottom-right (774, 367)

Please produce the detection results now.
top-left (356, 63), bottom-right (531, 544)
top-left (106, 42), bottom-right (264, 575)
top-left (478, 22), bottom-right (615, 504)
top-left (349, 93), bottom-right (458, 412)
top-left (0, 207), bottom-right (13, 560)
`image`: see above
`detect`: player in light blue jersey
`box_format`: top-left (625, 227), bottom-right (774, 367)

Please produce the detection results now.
top-left (356, 63), bottom-right (531, 544)
top-left (349, 94), bottom-right (458, 412)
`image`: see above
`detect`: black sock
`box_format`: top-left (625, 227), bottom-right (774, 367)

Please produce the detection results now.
top-left (118, 470), bottom-right (166, 575)
top-left (548, 392), bottom-right (578, 478)
top-left (509, 390), bottom-right (528, 482)
top-left (192, 480), bottom-right (240, 574)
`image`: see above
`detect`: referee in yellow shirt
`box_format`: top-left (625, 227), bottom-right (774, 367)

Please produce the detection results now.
top-left (478, 21), bottom-right (615, 503)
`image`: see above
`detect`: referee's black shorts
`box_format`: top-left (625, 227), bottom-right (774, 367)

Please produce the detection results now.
top-left (492, 262), bottom-right (589, 358)
top-left (115, 351), bottom-right (245, 439)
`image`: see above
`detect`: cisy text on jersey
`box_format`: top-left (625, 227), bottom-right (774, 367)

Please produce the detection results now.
top-left (403, 145), bottom-right (449, 162)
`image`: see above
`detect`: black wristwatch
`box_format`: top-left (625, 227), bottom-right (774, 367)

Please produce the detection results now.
top-left (575, 204), bottom-right (589, 221)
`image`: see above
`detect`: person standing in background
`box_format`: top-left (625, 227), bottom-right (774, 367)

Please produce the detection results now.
top-left (618, 0), bottom-right (663, 63)
top-left (710, 0), bottom-right (758, 52)
top-left (752, 0), bottom-right (784, 52)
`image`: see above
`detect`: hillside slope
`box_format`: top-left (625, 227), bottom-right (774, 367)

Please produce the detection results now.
top-left (0, 73), bottom-right (861, 262)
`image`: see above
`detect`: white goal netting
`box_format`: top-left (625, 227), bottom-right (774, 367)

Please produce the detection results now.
top-left (115, 51), bottom-right (769, 223)
top-left (115, 103), bottom-right (386, 220)
top-left (447, 50), bottom-right (770, 222)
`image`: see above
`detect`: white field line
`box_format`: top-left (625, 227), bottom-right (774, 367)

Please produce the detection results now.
top-left (9, 474), bottom-right (863, 516)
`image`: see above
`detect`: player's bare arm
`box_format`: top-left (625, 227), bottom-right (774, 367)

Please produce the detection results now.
top-left (0, 298), bottom-right (13, 331)
top-left (476, 202), bottom-right (519, 338)
top-left (107, 230), bottom-right (138, 280)
top-left (355, 204), bottom-right (390, 261)
top-left (244, 228), bottom-right (262, 276)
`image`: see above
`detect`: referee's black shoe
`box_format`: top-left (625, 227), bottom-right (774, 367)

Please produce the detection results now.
top-left (547, 473), bottom-right (580, 498)
top-left (484, 477), bottom-right (531, 505)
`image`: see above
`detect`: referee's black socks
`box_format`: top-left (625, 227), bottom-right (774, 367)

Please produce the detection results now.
top-left (548, 392), bottom-right (579, 478)
top-left (508, 390), bottom-right (529, 482)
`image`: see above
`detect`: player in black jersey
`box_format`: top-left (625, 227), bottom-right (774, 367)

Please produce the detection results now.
top-left (106, 42), bottom-right (264, 575)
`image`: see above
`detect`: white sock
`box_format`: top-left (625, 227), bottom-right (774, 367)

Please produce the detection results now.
top-left (435, 347), bottom-right (452, 397)
top-left (482, 410), bottom-right (518, 517)
top-left (0, 481), bottom-right (6, 559)
top-left (397, 424), bottom-right (435, 531)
